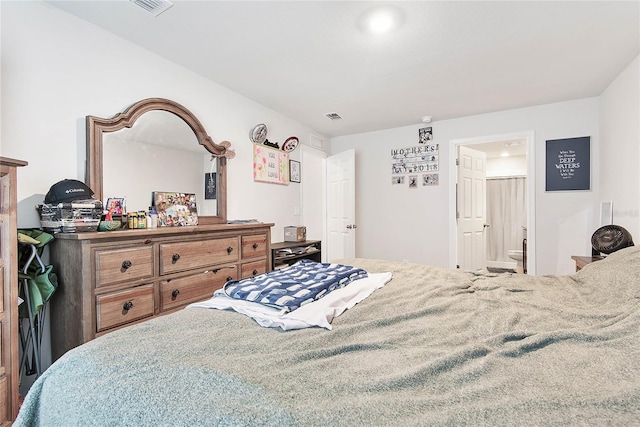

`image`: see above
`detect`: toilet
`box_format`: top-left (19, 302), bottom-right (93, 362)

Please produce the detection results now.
top-left (508, 250), bottom-right (525, 273)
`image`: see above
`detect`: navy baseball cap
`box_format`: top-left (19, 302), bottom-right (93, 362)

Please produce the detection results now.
top-left (44, 179), bottom-right (95, 204)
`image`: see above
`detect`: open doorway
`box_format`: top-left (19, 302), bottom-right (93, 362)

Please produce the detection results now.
top-left (449, 131), bottom-right (536, 275)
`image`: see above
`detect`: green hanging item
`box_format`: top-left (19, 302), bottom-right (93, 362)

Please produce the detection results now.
top-left (17, 229), bottom-right (58, 317)
top-left (18, 266), bottom-right (58, 318)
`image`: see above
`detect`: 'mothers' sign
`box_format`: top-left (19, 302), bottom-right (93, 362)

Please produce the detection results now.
top-left (545, 137), bottom-right (590, 191)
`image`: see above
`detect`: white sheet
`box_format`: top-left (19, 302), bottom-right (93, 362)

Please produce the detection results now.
top-left (188, 272), bottom-right (392, 330)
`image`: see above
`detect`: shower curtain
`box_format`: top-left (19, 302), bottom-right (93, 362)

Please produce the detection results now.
top-left (486, 177), bottom-right (527, 263)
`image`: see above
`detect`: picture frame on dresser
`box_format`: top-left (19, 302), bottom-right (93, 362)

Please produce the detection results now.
top-left (153, 191), bottom-right (199, 226)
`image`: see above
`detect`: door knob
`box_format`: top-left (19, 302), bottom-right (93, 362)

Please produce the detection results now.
top-left (483, 224), bottom-right (490, 228)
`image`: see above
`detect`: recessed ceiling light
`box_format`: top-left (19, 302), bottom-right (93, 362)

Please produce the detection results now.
top-left (369, 11), bottom-right (394, 33)
top-left (501, 152), bottom-right (510, 157)
top-left (360, 6), bottom-right (402, 35)
top-left (421, 116), bottom-right (432, 123)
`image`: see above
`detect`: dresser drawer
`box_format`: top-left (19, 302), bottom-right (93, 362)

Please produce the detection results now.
top-left (160, 265), bottom-right (238, 311)
top-left (241, 234), bottom-right (267, 259)
top-left (241, 260), bottom-right (267, 278)
top-left (95, 246), bottom-right (154, 288)
top-left (96, 284), bottom-right (154, 332)
top-left (160, 237), bottom-right (239, 275)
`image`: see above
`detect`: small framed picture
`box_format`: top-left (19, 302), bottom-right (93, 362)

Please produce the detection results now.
top-left (105, 197), bottom-right (126, 215)
top-left (289, 160), bottom-right (301, 183)
top-left (152, 192), bottom-right (198, 226)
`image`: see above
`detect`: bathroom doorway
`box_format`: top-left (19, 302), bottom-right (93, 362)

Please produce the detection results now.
top-left (450, 131), bottom-right (536, 275)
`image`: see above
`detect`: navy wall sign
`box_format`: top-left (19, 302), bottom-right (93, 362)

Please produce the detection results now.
top-left (545, 136), bottom-right (590, 191)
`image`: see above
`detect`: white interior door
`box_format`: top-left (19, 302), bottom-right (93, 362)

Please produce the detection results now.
top-left (326, 149), bottom-right (355, 261)
top-left (457, 145), bottom-right (487, 271)
top-left (300, 146), bottom-right (327, 257)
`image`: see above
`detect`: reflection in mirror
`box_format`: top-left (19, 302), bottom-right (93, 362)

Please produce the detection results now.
top-left (86, 98), bottom-right (229, 224)
top-left (102, 110), bottom-right (218, 216)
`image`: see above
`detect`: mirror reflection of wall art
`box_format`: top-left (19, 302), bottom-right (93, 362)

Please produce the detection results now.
top-left (204, 173), bottom-right (217, 200)
top-left (153, 192), bottom-right (199, 226)
top-left (253, 143), bottom-right (289, 185)
top-left (289, 160), bottom-right (301, 183)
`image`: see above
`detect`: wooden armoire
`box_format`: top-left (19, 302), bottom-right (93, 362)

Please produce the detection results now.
top-left (0, 157), bottom-right (27, 424)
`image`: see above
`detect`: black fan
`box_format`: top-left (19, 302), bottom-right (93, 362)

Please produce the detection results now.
top-left (591, 225), bottom-right (634, 256)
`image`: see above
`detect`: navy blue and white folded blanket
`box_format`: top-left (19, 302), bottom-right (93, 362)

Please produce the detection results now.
top-left (223, 259), bottom-right (368, 312)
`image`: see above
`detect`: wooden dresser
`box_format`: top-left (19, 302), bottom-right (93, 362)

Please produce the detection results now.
top-left (50, 223), bottom-right (272, 361)
top-left (0, 157), bottom-right (27, 425)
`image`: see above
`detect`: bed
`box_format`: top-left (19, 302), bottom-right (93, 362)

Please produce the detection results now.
top-left (16, 246), bottom-right (640, 426)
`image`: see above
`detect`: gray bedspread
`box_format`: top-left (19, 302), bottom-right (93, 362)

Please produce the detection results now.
top-left (16, 247), bottom-right (640, 426)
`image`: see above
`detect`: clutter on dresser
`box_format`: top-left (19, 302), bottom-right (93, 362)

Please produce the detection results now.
top-left (37, 200), bottom-right (103, 233)
top-left (37, 179), bottom-right (102, 233)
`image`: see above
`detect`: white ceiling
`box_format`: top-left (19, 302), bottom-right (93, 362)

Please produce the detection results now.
top-left (47, 1), bottom-right (639, 139)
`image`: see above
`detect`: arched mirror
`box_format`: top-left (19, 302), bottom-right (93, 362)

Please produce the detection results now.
top-left (86, 98), bottom-right (233, 224)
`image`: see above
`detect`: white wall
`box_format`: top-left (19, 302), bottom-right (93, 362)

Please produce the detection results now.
top-left (0, 1), bottom-right (327, 242)
top-left (332, 98), bottom-right (601, 275)
top-left (599, 56), bottom-right (640, 239)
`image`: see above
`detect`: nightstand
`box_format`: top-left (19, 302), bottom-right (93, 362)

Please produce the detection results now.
top-left (271, 240), bottom-right (321, 270)
top-left (571, 255), bottom-right (604, 272)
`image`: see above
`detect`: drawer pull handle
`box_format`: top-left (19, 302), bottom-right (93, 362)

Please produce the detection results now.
top-left (172, 253), bottom-right (181, 263)
top-left (227, 246), bottom-right (233, 254)
top-left (123, 301), bottom-right (134, 311)
top-left (226, 276), bottom-right (233, 282)
top-left (252, 243), bottom-right (259, 249)
top-left (121, 260), bottom-right (132, 270)
top-left (252, 269), bottom-right (258, 276)
top-left (171, 289), bottom-right (180, 299)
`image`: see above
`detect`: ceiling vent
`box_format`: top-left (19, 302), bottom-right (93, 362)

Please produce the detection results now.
top-left (130, 0), bottom-right (174, 16)
top-left (324, 112), bottom-right (343, 121)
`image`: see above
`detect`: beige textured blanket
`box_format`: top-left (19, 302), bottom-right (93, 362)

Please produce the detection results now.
top-left (16, 247), bottom-right (640, 426)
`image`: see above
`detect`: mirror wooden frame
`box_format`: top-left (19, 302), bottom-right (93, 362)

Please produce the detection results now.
top-left (86, 98), bottom-right (229, 224)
